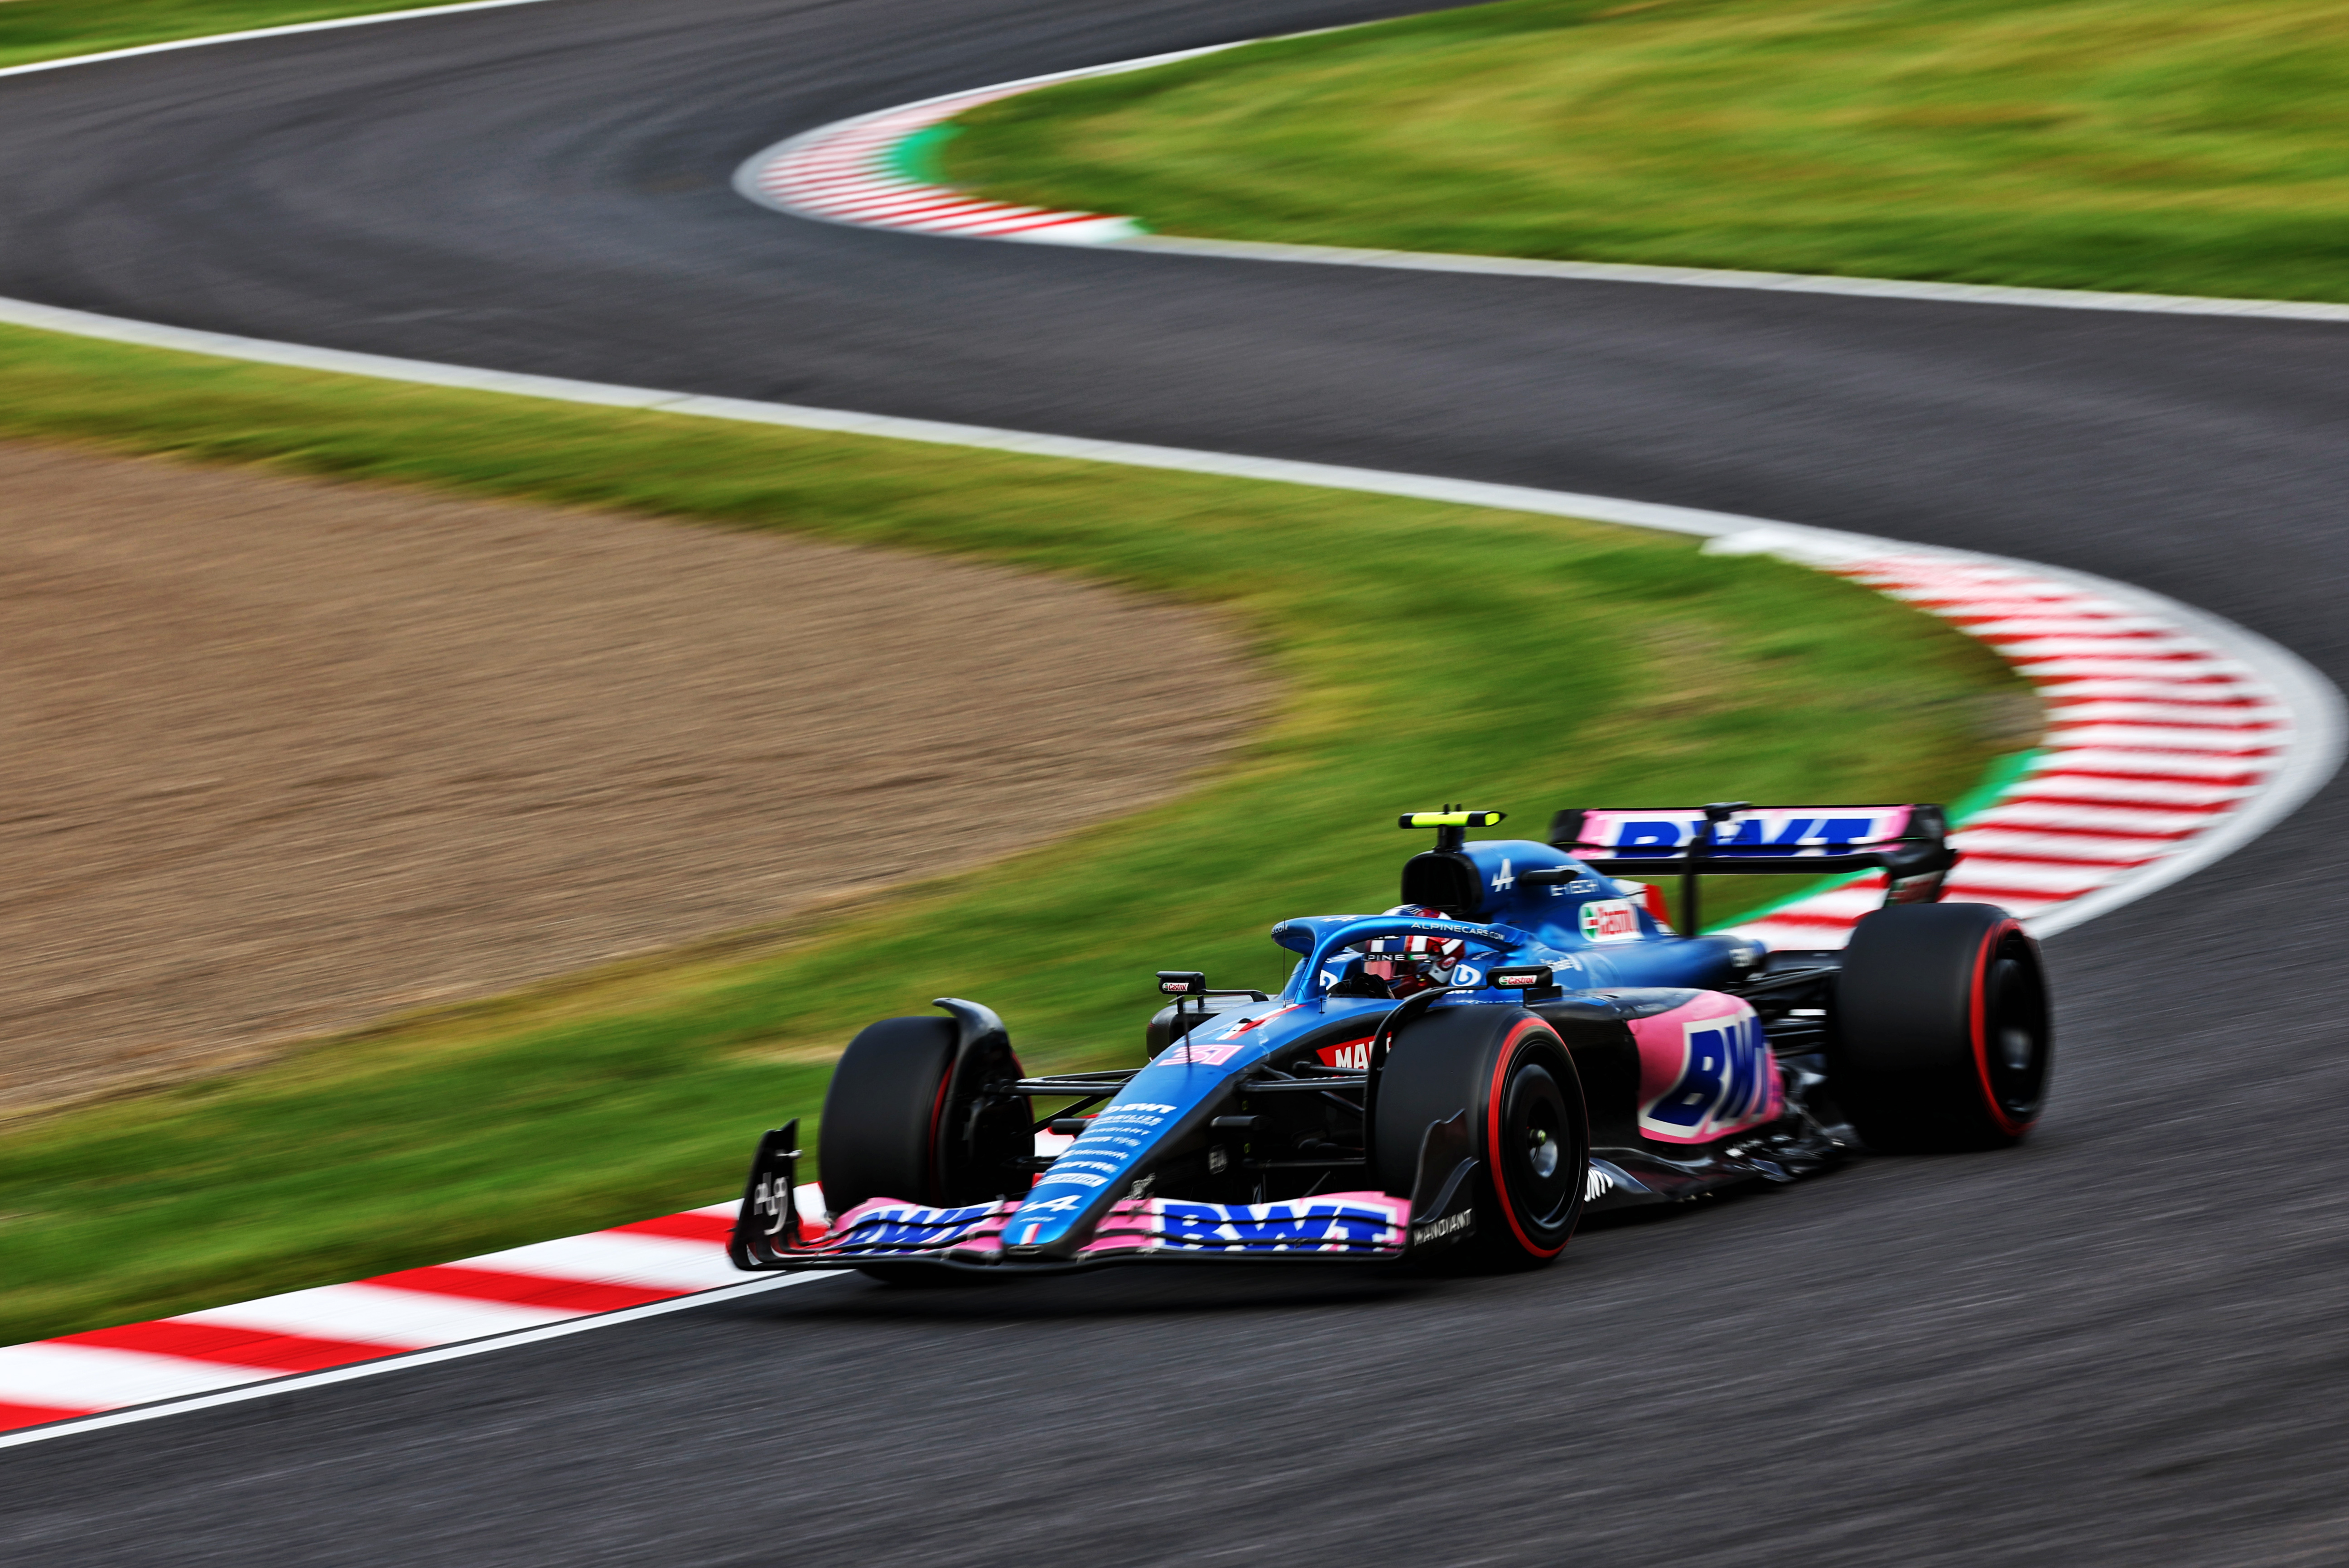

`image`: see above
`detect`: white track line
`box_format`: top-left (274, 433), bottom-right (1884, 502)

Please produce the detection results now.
top-left (0, 0), bottom-right (566, 82)
top-left (1, 2), bottom-right (2343, 1450)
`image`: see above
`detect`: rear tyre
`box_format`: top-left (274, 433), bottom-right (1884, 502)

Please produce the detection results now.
top-left (1373, 1006), bottom-right (1591, 1268)
top-left (1833, 902), bottom-right (2052, 1152)
top-left (817, 1013), bottom-right (1031, 1282)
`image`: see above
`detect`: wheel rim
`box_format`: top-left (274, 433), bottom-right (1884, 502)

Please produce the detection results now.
top-left (939, 1049), bottom-right (1034, 1204)
top-left (1983, 950), bottom-right (2050, 1120)
top-left (1498, 1061), bottom-right (1578, 1235)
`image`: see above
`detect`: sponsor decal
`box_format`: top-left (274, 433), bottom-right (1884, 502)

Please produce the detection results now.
top-left (1404, 921), bottom-right (1506, 942)
top-left (1158, 1197), bottom-right (1403, 1251)
top-left (1490, 965), bottom-right (1551, 989)
top-left (1410, 1210), bottom-right (1475, 1247)
top-left (1049, 1172), bottom-right (1110, 1188)
top-left (1317, 1037), bottom-right (1373, 1071)
top-left (829, 1200), bottom-right (1005, 1253)
top-left (1579, 898), bottom-right (1644, 944)
top-left (1051, 1158), bottom-right (1123, 1175)
top-left (1576, 807), bottom-right (1908, 858)
top-left (1636, 1003), bottom-right (1780, 1143)
top-left (1073, 1195), bottom-right (1410, 1257)
top-left (1019, 1193), bottom-right (1084, 1213)
top-left (1585, 1164), bottom-right (1615, 1201)
top-left (1161, 1041), bottom-right (1242, 1066)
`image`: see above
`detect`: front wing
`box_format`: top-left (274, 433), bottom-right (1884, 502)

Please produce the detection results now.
top-left (729, 1110), bottom-right (1480, 1274)
top-left (740, 1191), bottom-right (1417, 1274)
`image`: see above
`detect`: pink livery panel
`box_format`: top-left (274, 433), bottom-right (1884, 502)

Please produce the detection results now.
top-left (1628, 992), bottom-right (1782, 1144)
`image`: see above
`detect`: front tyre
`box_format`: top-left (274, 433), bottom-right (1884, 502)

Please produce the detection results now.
top-left (818, 1012), bottom-right (1031, 1218)
top-left (1373, 1006), bottom-right (1591, 1267)
top-left (1832, 902), bottom-right (2052, 1152)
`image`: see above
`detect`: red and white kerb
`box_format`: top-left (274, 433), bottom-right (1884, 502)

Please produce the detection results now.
top-left (0, 1197), bottom-right (814, 1437)
top-left (742, 83), bottom-right (1145, 243)
top-left (1725, 553), bottom-right (2290, 950)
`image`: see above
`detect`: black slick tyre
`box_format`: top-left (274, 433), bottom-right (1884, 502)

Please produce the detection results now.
top-left (1832, 902), bottom-right (2052, 1152)
top-left (1373, 1005), bottom-right (1591, 1268)
top-left (818, 1013), bottom-right (1030, 1283)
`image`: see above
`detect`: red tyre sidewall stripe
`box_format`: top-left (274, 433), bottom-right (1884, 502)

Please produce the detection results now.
top-left (1006, 1050), bottom-right (1034, 1191)
top-left (926, 1045), bottom-right (1030, 1200)
top-left (924, 1067), bottom-right (955, 1205)
top-left (1969, 919), bottom-right (2035, 1136)
top-left (1485, 1017), bottom-right (1571, 1259)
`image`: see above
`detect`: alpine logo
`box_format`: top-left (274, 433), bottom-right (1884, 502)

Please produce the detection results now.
top-left (1490, 858), bottom-right (1515, 892)
top-left (748, 1175), bottom-right (792, 1236)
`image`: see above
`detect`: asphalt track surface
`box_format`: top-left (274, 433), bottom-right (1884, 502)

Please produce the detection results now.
top-left (4, 3), bottom-right (2348, 1563)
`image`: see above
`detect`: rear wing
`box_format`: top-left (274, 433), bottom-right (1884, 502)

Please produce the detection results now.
top-left (1548, 803), bottom-right (1955, 879)
top-left (1546, 802), bottom-right (1957, 931)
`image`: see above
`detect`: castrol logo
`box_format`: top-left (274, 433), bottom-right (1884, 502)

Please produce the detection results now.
top-left (1578, 897), bottom-right (1643, 944)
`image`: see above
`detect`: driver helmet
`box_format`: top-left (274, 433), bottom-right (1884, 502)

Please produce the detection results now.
top-left (1358, 932), bottom-right (1468, 995)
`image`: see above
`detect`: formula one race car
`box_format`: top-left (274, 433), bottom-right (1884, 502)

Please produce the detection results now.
top-left (729, 803), bottom-right (2051, 1278)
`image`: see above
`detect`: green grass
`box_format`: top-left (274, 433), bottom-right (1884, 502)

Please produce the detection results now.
top-left (0, 0), bottom-right (459, 69)
top-left (0, 322), bottom-right (2029, 1342)
top-left (949, 0), bottom-right (2349, 303)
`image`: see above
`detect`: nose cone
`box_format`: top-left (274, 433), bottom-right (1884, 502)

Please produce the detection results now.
top-left (998, 1094), bottom-right (1182, 1252)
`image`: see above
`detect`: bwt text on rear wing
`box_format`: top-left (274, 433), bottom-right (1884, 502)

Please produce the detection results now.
top-left (1544, 802), bottom-right (1958, 933)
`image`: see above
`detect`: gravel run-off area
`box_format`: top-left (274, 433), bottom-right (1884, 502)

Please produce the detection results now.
top-left (0, 440), bottom-right (1264, 1114)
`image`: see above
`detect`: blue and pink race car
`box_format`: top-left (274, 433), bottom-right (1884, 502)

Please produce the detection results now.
top-left (730, 804), bottom-right (2052, 1278)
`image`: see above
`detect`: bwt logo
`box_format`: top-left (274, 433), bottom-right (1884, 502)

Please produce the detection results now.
top-left (1639, 1009), bottom-right (1777, 1141)
top-left (1158, 1202), bottom-right (1396, 1250)
top-left (838, 1202), bottom-right (997, 1251)
top-left (1613, 816), bottom-right (1881, 854)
